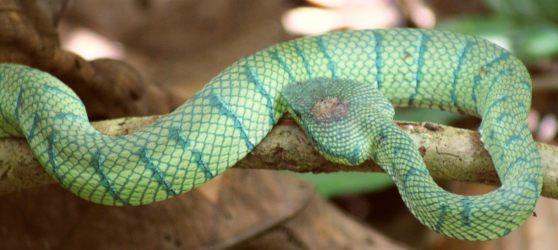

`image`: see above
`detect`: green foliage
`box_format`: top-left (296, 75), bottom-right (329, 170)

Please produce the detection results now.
top-left (485, 0), bottom-right (558, 24)
top-left (394, 108), bottom-right (462, 123)
top-left (298, 172), bottom-right (393, 197)
top-left (437, 0), bottom-right (558, 61)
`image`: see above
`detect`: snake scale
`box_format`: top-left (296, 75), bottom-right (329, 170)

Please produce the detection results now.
top-left (0, 29), bottom-right (541, 240)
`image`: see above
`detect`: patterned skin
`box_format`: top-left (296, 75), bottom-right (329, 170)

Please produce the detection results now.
top-left (0, 29), bottom-right (541, 240)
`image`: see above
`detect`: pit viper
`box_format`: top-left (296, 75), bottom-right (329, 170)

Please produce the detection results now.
top-left (0, 29), bottom-right (541, 240)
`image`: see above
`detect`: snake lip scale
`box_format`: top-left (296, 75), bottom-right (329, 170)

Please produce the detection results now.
top-left (0, 28), bottom-right (541, 240)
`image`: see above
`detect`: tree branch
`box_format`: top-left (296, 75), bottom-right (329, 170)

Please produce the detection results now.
top-left (1, 115), bottom-right (557, 199)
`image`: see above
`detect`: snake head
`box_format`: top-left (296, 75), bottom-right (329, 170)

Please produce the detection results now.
top-left (282, 78), bottom-right (395, 166)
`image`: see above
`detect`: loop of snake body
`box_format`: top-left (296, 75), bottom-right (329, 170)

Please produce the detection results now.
top-left (0, 29), bottom-right (541, 240)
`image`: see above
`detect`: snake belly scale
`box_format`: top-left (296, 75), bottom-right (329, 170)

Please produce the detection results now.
top-left (0, 29), bottom-right (541, 240)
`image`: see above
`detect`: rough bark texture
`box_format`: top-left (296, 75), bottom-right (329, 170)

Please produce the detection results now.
top-left (3, 116), bottom-right (558, 199)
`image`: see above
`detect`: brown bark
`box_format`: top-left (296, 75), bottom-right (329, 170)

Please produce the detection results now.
top-left (0, 0), bottom-right (172, 120)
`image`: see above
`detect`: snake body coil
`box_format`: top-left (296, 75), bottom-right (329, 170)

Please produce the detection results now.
top-left (0, 29), bottom-right (541, 240)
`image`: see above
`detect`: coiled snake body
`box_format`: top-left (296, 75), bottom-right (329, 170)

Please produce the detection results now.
top-left (0, 29), bottom-right (541, 240)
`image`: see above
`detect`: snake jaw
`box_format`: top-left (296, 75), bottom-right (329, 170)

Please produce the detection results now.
top-left (281, 78), bottom-right (395, 166)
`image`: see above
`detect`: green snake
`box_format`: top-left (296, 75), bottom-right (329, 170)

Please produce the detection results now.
top-left (0, 29), bottom-right (541, 240)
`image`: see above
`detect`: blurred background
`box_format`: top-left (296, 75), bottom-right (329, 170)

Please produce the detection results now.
top-left (1, 0), bottom-right (558, 249)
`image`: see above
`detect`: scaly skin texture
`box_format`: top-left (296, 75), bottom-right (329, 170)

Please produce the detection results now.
top-left (0, 29), bottom-right (541, 240)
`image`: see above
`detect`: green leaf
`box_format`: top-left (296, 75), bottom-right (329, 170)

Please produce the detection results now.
top-left (437, 15), bottom-right (558, 61)
top-left (511, 25), bottom-right (558, 60)
top-left (297, 172), bottom-right (393, 197)
top-left (436, 15), bottom-right (513, 38)
top-left (395, 108), bottom-right (462, 125)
